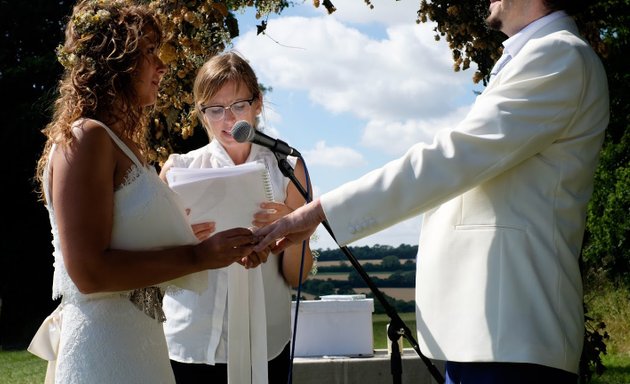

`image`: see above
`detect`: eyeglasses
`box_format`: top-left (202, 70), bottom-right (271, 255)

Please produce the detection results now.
top-left (200, 96), bottom-right (256, 121)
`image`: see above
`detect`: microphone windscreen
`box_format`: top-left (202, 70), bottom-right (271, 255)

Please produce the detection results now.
top-left (231, 120), bottom-right (254, 143)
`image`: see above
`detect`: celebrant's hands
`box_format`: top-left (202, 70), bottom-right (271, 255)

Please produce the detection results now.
top-left (252, 202), bottom-right (292, 228)
top-left (191, 221), bottom-right (216, 241)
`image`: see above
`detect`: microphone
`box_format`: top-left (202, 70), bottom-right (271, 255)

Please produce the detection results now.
top-left (231, 120), bottom-right (302, 158)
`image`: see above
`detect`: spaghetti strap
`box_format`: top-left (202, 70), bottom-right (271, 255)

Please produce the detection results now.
top-left (76, 118), bottom-right (145, 169)
top-left (46, 119), bottom-right (145, 204)
top-left (43, 144), bottom-right (56, 205)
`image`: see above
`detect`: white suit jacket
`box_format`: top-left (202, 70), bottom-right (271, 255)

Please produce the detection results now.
top-left (320, 15), bottom-right (609, 373)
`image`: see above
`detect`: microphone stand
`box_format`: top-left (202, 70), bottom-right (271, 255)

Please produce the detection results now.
top-left (272, 152), bottom-right (444, 384)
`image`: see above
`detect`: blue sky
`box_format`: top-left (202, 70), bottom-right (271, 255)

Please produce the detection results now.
top-left (231, 0), bottom-right (486, 250)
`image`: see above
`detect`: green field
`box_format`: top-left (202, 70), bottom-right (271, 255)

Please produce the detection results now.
top-left (372, 312), bottom-right (416, 350)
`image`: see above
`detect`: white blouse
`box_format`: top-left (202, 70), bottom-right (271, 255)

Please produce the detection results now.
top-left (162, 140), bottom-right (296, 384)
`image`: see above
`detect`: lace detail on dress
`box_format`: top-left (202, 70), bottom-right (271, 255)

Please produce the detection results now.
top-left (127, 287), bottom-right (166, 323)
top-left (116, 163), bottom-right (143, 192)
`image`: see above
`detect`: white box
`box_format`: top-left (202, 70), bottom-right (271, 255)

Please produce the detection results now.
top-left (290, 294), bottom-right (374, 357)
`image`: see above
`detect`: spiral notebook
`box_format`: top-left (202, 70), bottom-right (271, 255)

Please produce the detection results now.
top-left (166, 161), bottom-right (274, 230)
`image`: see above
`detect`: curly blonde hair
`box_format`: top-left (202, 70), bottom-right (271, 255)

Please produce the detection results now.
top-left (35, 0), bottom-right (163, 200)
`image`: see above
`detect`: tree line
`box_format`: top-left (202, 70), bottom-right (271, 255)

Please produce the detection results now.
top-left (297, 252), bottom-right (417, 314)
top-left (315, 243), bottom-right (419, 262)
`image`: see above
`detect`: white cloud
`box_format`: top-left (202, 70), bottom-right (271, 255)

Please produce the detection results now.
top-left (238, 17), bottom-right (467, 119)
top-left (303, 140), bottom-right (366, 167)
top-left (360, 105), bottom-right (472, 156)
top-left (236, 10), bottom-right (477, 157)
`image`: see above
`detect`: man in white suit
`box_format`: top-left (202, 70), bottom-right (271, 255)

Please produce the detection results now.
top-left (254, 0), bottom-right (608, 382)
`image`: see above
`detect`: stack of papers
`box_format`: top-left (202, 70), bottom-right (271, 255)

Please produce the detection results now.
top-left (167, 162), bottom-right (274, 229)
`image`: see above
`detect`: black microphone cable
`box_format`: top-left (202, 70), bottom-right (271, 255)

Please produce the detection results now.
top-left (287, 155), bottom-right (312, 384)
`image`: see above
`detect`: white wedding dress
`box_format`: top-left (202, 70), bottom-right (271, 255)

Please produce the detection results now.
top-left (30, 119), bottom-right (204, 384)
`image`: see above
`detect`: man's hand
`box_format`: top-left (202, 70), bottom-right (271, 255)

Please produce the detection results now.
top-left (253, 198), bottom-right (326, 254)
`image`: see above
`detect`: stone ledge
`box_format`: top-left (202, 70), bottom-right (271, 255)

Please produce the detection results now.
top-left (292, 348), bottom-right (445, 384)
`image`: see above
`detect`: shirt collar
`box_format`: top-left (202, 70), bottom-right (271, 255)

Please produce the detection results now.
top-left (502, 11), bottom-right (567, 59)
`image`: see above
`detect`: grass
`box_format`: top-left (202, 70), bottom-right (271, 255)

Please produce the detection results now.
top-left (590, 354), bottom-right (630, 384)
top-left (584, 282), bottom-right (630, 383)
top-left (585, 284), bottom-right (630, 357)
top-left (0, 349), bottom-right (46, 384)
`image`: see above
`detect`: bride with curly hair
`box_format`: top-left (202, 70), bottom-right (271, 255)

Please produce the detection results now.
top-left (30, 1), bottom-right (261, 382)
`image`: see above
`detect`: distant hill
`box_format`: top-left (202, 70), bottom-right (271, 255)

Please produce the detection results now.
top-left (298, 244), bottom-right (420, 313)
